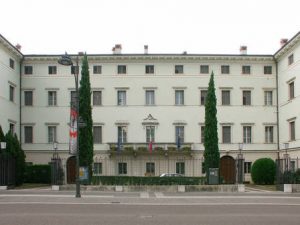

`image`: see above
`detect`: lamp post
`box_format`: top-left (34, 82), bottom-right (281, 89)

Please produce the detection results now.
top-left (284, 142), bottom-right (289, 172)
top-left (58, 53), bottom-right (81, 198)
top-left (237, 143), bottom-right (244, 184)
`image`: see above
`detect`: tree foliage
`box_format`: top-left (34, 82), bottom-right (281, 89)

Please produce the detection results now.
top-left (79, 54), bottom-right (94, 179)
top-left (251, 158), bottom-right (276, 184)
top-left (203, 72), bottom-right (220, 181)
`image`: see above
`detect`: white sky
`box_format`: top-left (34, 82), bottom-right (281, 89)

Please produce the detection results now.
top-left (1, 0), bottom-right (299, 55)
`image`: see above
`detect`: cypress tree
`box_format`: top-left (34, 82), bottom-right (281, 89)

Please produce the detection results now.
top-left (78, 54), bottom-right (94, 180)
top-left (204, 72), bottom-right (220, 182)
top-left (0, 126), bottom-right (4, 143)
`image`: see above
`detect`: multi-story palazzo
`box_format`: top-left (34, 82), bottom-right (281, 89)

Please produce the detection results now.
top-left (1, 32), bottom-right (299, 183)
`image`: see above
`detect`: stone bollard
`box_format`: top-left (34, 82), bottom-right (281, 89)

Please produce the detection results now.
top-left (238, 184), bottom-right (245, 192)
top-left (115, 185), bottom-right (123, 192)
top-left (178, 185), bottom-right (185, 192)
top-left (284, 184), bottom-right (292, 193)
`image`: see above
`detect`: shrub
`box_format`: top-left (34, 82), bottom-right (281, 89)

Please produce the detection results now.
top-left (251, 158), bottom-right (276, 184)
top-left (24, 164), bottom-right (51, 184)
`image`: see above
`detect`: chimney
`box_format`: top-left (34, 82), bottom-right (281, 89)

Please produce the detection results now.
top-left (280, 38), bottom-right (288, 47)
top-left (15, 43), bottom-right (22, 51)
top-left (240, 45), bottom-right (247, 55)
top-left (144, 45), bottom-right (148, 54)
top-left (112, 44), bottom-right (122, 54)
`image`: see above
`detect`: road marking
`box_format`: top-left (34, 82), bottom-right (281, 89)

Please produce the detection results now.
top-left (154, 192), bottom-right (164, 198)
top-left (0, 194), bottom-right (114, 198)
top-left (140, 192), bottom-right (149, 198)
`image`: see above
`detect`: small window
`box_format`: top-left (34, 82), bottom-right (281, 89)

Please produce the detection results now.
top-left (71, 66), bottom-right (79, 75)
top-left (24, 126), bottom-right (33, 143)
top-left (175, 65), bottom-right (184, 74)
top-left (200, 65), bottom-right (209, 74)
top-left (145, 65), bottom-right (154, 74)
top-left (175, 90), bottom-right (184, 105)
top-left (175, 126), bottom-right (184, 144)
top-left (48, 66), bottom-right (57, 75)
top-left (118, 162), bottom-right (127, 175)
top-left (93, 163), bottom-right (102, 175)
top-left (222, 90), bottom-right (230, 105)
top-left (146, 126), bottom-right (155, 143)
top-left (264, 91), bottom-right (273, 106)
top-left (93, 126), bottom-right (102, 144)
top-left (243, 90), bottom-right (251, 105)
top-left (200, 90), bottom-right (207, 105)
top-left (288, 54), bottom-right (294, 65)
top-left (24, 66), bottom-right (33, 75)
top-left (48, 126), bottom-right (57, 143)
top-left (265, 126), bottom-right (274, 143)
top-left (146, 162), bottom-right (155, 174)
top-left (221, 65), bottom-right (230, 74)
top-left (145, 90), bottom-right (155, 105)
top-left (9, 85), bottom-right (14, 102)
top-left (117, 90), bottom-right (126, 106)
top-left (48, 91), bottom-right (57, 106)
top-left (176, 162), bottom-right (185, 175)
top-left (222, 126), bottom-right (231, 143)
top-left (93, 65), bottom-right (102, 74)
top-left (118, 65), bottom-right (127, 74)
top-left (70, 91), bottom-right (77, 106)
top-left (200, 126), bottom-right (205, 143)
top-left (24, 91), bottom-right (33, 106)
top-left (243, 126), bottom-right (252, 144)
top-left (264, 66), bottom-right (272, 74)
top-left (290, 121), bottom-right (295, 141)
top-left (118, 126), bottom-right (127, 143)
top-left (242, 65), bottom-right (251, 74)
top-left (244, 162), bottom-right (252, 174)
top-left (289, 82), bottom-right (294, 100)
top-left (9, 123), bottom-right (15, 134)
top-left (93, 91), bottom-right (102, 106)
top-left (9, 58), bottom-right (15, 69)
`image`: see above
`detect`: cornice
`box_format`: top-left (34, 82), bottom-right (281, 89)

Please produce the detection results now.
top-left (0, 34), bottom-right (23, 58)
top-left (274, 32), bottom-right (300, 60)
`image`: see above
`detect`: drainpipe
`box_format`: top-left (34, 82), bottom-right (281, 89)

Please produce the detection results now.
top-left (275, 58), bottom-right (280, 159)
top-left (19, 57), bottom-right (24, 147)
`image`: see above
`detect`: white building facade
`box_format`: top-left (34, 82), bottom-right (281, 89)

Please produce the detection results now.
top-left (1, 32), bottom-right (300, 183)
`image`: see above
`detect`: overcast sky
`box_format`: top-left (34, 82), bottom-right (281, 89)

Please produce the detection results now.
top-left (1, 0), bottom-right (299, 55)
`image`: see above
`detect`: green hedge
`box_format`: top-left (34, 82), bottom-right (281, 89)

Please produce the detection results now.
top-left (24, 165), bottom-right (51, 184)
top-left (91, 176), bottom-right (206, 185)
top-left (251, 158), bottom-right (276, 185)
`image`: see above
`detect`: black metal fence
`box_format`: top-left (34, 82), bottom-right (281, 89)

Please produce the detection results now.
top-left (51, 153), bottom-right (64, 185)
top-left (276, 157), bottom-right (300, 184)
top-left (0, 154), bottom-right (15, 186)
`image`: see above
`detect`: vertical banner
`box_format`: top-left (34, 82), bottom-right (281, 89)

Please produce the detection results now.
top-left (148, 141), bottom-right (153, 154)
top-left (69, 105), bottom-right (78, 155)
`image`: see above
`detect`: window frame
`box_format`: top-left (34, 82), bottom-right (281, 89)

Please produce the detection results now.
top-left (264, 66), bottom-right (272, 75)
top-left (48, 126), bottom-right (57, 143)
top-left (145, 65), bottom-right (154, 74)
top-left (118, 126), bottom-right (127, 143)
top-left (264, 91), bottom-right (273, 106)
top-left (200, 65), bottom-right (209, 74)
top-left (265, 126), bottom-right (274, 143)
top-left (288, 54), bottom-right (294, 65)
top-left (175, 126), bottom-right (184, 143)
top-left (243, 126), bottom-right (252, 144)
top-left (9, 58), bottom-right (15, 69)
top-left (9, 85), bottom-right (15, 102)
top-left (24, 90), bottom-right (33, 106)
top-left (118, 162), bottom-right (127, 175)
top-left (175, 90), bottom-right (184, 105)
top-left (117, 90), bottom-right (127, 106)
top-left (48, 91), bottom-right (57, 106)
top-left (93, 91), bottom-right (102, 106)
top-left (242, 90), bottom-right (251, 106)
top-left (48, 66), bottom-right (57, 75)
top-left (146, 162), bottom-right (155, 174)
top-left (93, 65), bottom-right (102, 74)
top-left (93, 162), bottom-right (102, 175)
top-left (221, 65), bottom-right (230, 74)
top-left (117, 65), bottom-right (127, 74)
top-left (175, 65), bottom-right (184, 74)
top-left (290, 121), bottom-right (295, 141)
top-left (24, 66), bottom-right (33, 75)
top-left (93, 126), bottom-right (102, 144)
top-left (221, 90), bottom-right (231, 105)
top-left (200, 90), bottom-right (208, 105)
top-left (242, 65), bottom-right (251, 75)
top-left (24, 126), bottom-right (33, 143)
top-left (289, 81), bottom-right (295, 100)
top-left (222, 126), bottom-right (231, 143)
top-left (145, 90), bottom-right (155, 105)
top-left (176, 162), bottom-right (185, 175)
top-left (146, 126), bottom-right (155, 143)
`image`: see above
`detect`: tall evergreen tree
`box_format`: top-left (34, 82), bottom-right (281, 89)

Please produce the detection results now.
top-left (204, 72), bottom-right (220, 182)
top-left (0, 126), bottom-right (4, 142)
top-left (78, 54), bottom-right (94, 179)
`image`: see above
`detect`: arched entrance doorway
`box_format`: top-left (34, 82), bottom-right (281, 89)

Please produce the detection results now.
top-left (66, 156), bottom-right (76, 184)
top-left (220, 156), bottom-right (235, 184)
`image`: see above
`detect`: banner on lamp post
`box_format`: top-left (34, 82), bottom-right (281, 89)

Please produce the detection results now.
top-left (69, 106), bottom-right (78, 155)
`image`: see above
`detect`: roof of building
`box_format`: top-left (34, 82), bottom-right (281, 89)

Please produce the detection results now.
top-left (0, 34), bottom-right (23, 58)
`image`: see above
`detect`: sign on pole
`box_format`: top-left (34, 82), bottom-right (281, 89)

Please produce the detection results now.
top-left (69, 105), bottom-right (78, 155)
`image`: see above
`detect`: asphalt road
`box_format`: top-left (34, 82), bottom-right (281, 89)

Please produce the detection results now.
top-left (1, 189), bottom-right (300, 225)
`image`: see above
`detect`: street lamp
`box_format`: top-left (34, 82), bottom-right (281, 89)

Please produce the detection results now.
top-left (237, 143), bottom-right (244, 184)
top-left (283, 142), bottom-right (289, 172)
top-left (58, 53), bottom-right (81, 198)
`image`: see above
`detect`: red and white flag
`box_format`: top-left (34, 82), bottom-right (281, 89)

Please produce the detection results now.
top-left (69, 107), bottom-right (78, 155)
top-left (148, 141), bottom-right (153, 154)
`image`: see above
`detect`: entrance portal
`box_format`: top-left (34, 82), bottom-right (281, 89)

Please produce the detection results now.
top-left (220, 156), bottom-right (235, 184)
top-left (66, 156), bottom-right (76, 184)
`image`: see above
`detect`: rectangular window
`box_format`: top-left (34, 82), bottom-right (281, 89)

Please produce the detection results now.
top-left (175, 90), bottom-right (184, 105)
top-left (243, 126), bottom-right (252, 144)
top-left (71, 65), bottom-right (79, 75)
top-left (289, 82), bottom-right (294, 100)
top-left (265, 126), bottom-right (274, 143)
top-left (48, 126), bottom-right (57, 143)
top-left (24, 66), bottom-right (33, 75)
top-left (176, 162), bottom-right (185, 175)
top-left (200, 90), bottom-right (207, 105)
top-left (48, 66), bottom-right (57, 75)
top-left (243, 90), bottom-right (251, 105)
top-left (24, 91), bottom-right (33, 106)
top-left (264, 91), bottom-right (273, 106)
top-left (175, 126), bottom-right (184, 143)
top-left (221, 65), bottom-right (230, 74)
top-left (222, 90), bottom-right (230, 105)
top-left (146, 126), bottom-right (155, 143)
top-left (145, 90), bottom-right (155, 105)
top-left (201, 126), bottom-right (205, 143)
top-left (117, 65), bottom-right (127, 74)
top-left (24, 126), bottom-right (33, 143)
top-left (118, 126), bottom-right (127, 143)
top-left (9, 85), bottom-right (14, 102)
top-left (244, 162), bottom-right (252, 174)
top-left (93, 126), bottom-right (102, 144)
top-left (93, 65), bottom-right (102, 74)
top-left (222, 126), bottom-right (231, 143)
top-left (145, 65), bottom-right (154, 74)
top-left (200, 65), bottom-right (209, 74)
top-left (264, 66), bottom-right (272, 74)
top-left (93, 91), bottom-right (102, 106)
top-left (290, 121), bottom-right (295, 141)
top-left (288, 54), bottom-right (294, 65)
top-left (93, 162), bottom-right (102, 175)
top-left (242, 65), bottom-right (251, 74)
top-left (48, 91), bottom-right (57, 106)
top-left (146, 162), bottom-right (155, 174)
top-left (9, 123), bottom-right (15, 134)
top-left (9, 58), bottom-right (15, 69)
top-left (117, 90), bottom-right (126, 105)
top-left (118, 162), bottom-right (127, 175)
top-left (175, 65), bottom-right (183, 74)
top-left (70, 91), bottom-right (77, 106)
